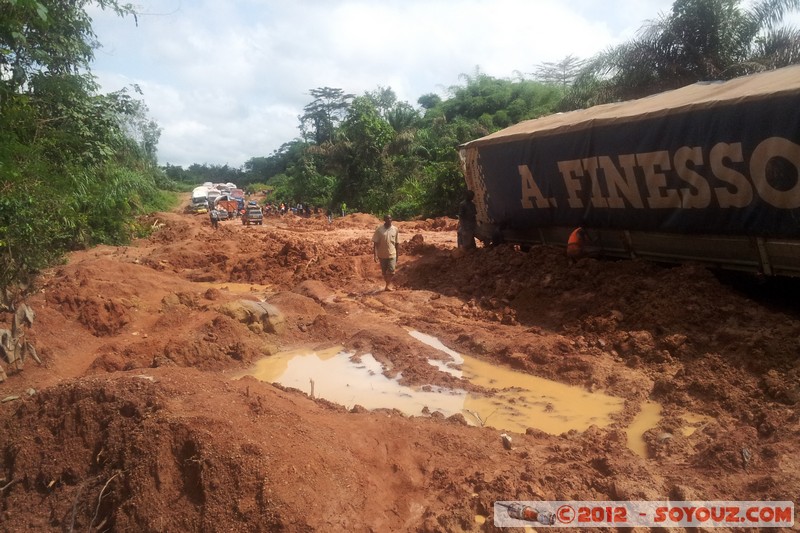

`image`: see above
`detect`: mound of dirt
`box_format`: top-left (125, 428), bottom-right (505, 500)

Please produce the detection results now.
top-left (334, 212), bottom-right (381, 228)
top-left (401, 217), bottom-right (458, 232)
top-left (1, 200), bottom-right (798, 531)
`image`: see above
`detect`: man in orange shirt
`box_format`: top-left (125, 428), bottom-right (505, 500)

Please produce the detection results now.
top-left (566, 226), bottom-right (586, 259)
top-left (567, 225), bottom-right (603, 262)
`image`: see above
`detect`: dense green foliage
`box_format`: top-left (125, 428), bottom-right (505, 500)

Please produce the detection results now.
top-left (566, 0), bottom-right (800, 107)
top-left (0, 0), bottom-right (174, 301)
top-left (164, 163), bottom-right (244, 190)
top-left (227, 77), bottom-right (564, 218)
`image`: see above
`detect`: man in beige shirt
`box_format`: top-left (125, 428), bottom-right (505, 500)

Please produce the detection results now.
top-left (372, 214), bottom-right (399, 291)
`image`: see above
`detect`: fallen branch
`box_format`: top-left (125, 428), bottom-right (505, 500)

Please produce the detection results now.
top-left (482, 408), bottom-right (499, 426)
top-left (465, 410), bottom-right (484, 426)
top-left (90, 473), bottom-right (120, 530)
top-left (67, 480), bottom-right (88, 533)
top-left (464, 408), bottom-right (499, 428)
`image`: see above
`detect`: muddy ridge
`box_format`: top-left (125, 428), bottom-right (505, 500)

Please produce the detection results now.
top-left (0, 199), bottom-right (798, 531)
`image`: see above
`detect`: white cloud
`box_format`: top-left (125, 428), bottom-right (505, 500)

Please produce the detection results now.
top-left (89, 0), bottom-right (719, 167)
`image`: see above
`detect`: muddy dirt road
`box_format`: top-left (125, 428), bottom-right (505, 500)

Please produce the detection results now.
top-left (0, 196), bottom-right (798, 531)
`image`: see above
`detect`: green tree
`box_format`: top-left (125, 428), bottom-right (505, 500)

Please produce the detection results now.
top-left (532, 55), bottom-right (588, 87)
top-left (0, 0), bottom-right (134, 106)
top-left (115, 85), bottom-right (162, 169)
top-left (299, 87), bottom-right (354, 144)
top-left (440, 70), bottom-right (563, 127)
top-left (242, 140), bottom-right (306, 186)
top-left (334, 96), bottom-right (395, 212)
top-left (385, 102), bottom-right (419, 134)
top-left (365, 86), bottom-right (397, 119)
top-left (253, 75), bottom-right (563, 221)
top-left (568, 0), bottom-right (800, 106)
top-left (0, 0), bottom-right (169, 304)
top-left (417, 93), bottom-right (442, 110)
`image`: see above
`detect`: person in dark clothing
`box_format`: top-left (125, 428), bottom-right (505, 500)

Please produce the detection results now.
top-left (490, 223), bottom-right (506, 247)
top-left (457, 190), bottom-right (477, 250)
top-left (209, 209), bottom-right (219, 229)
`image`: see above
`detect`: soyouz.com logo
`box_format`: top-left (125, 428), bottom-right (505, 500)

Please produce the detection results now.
top-left (493, 501), bottom-right (795, 528)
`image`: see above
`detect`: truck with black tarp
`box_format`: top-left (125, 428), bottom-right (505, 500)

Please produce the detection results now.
top-left (459, 65), bottom-right (800, 276)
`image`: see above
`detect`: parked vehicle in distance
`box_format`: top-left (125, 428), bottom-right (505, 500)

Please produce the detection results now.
top-left (242, 206), bottom-right (263, 225)
top-left (215, 198), bottom-right (239, 218)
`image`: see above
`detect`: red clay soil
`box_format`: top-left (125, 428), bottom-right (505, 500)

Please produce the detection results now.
top-left (0, 195), bottom-right (798, 532)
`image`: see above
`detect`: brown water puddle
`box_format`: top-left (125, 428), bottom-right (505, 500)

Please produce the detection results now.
top-left (242, 346), bottom-right (467, 414)
top-left (239, 331), bottom-right (704, 457)
top-left (626, 401), bottom-right (662, 457)
top-left (624, 403), bottom-right (713, 457)
top-left (241, 332), bottom-right (624, 434)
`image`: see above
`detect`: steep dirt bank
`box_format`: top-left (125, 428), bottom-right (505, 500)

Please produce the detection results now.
top-left (0, 199), bottom-right (798, 531)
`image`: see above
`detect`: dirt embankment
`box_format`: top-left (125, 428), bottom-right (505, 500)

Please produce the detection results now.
top-left (0, 204), bottom-right (798, 531)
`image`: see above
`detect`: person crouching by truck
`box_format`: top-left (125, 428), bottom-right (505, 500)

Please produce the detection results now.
top-left (566, 225), bottom-right (600, 262)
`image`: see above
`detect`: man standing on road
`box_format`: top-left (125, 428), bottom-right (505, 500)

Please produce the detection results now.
top-left (457, 190), bottom-right (477, 250)
top-left (209, 208), bottom-right (219, 230)
top-left (372, 214), bottom-right (399, 291)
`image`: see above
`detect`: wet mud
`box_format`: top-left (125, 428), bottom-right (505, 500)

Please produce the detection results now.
top-left (0, 197), bottom-right (798, 531)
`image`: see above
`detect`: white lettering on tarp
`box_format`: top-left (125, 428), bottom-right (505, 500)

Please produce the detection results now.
top-left (581, 157), bottom-right (609, 208)
top-left (517, 137), bottom-right (800, 211)
top-left (711, 142), bottom-right (752, 208)
top-left (557, 160), bottom-right (585, 208)
top-left (598, 155), bottom-right (643, 208)
top-left (519, 164), bottom-right (553, 208)
top-left (638, 151), bottom-right (681, 209)
top-left (750, 137), bottom-right (800, 209)
top-left (674, 146), bottom-right (711, 208)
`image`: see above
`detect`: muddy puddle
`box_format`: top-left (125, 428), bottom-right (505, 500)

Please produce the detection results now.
top-left (412, 331), bottom-right (625, 434)
top-left (243, 329), bottom-right (623, 425)
top-left (626, 401), bottom-right (662, 457)
top-left (243, 345), bottom-right (467, 414)
top-left (239, 331), bottom-right (706, 456)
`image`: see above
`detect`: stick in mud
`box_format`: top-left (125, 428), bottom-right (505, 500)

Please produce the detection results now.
top-left (91, 473), bottom-right (120, 530)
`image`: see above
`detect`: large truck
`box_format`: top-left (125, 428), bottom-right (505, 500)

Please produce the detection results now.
top-left (190, 186), bottom-right (209, 213)
top-left (214, 195), bottom-right (240, 218)
top-left (459, 65), bottom-right (800, 277)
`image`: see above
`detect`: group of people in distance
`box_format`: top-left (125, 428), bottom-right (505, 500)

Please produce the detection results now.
top-left (203, 191), bottom-right (592, 292)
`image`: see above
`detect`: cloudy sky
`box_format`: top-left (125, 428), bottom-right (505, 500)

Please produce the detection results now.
top-left (85, 0), bottom-right (741, 168)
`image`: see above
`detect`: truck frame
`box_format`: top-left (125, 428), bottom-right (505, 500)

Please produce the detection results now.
top-left (460, 65), bottom-right (800, 277)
